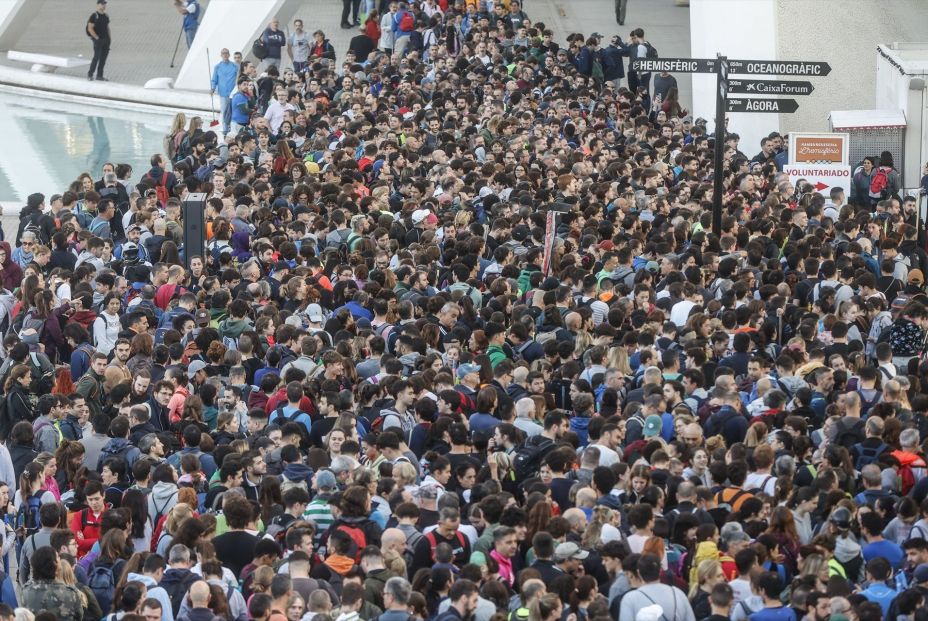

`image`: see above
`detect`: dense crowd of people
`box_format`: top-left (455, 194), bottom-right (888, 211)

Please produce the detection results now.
top-left (1, 1), bottom-right (927, 621)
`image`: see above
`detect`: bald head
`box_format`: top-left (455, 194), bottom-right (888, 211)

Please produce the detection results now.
top-left (190, 581), bottom-right (211, 607)
top-left (564, 312), bottom-right (581, 330)
top-left (563, 508), bottom-right (587, 531)
top-left (381, 528), bottom-right (406, 555)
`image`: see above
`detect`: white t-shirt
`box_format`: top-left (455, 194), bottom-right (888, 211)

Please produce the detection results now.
top-left (743, 471), bottom-right (776, 496)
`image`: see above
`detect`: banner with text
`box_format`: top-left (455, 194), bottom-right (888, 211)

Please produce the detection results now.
top-left (788, 133), bottom-right (849, 165)
top-left (783, 164), bottom-right (852, 195)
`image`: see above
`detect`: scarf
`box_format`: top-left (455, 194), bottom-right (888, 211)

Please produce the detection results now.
top-left (490, 549), bottom-right (513, 585)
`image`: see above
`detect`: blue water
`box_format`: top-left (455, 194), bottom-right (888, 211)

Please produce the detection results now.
top-left (0, 88), bottom-right (177, 204)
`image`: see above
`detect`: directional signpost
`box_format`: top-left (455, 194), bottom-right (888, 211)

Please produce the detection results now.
top-left (727, 78), bottom-right (814, 96)
top-left (632, 55), bottom-right (830, 235)
top-left (727, 97), bottom-right (800, 113)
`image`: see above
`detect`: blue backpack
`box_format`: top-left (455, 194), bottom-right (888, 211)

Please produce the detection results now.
top-left (14, 491), bottom-right (42, 544)
top-left (88, 559), bottom-right (120, 615)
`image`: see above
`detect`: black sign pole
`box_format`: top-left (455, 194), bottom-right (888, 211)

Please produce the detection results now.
top-left (712, 55), bottom-right (728, 237)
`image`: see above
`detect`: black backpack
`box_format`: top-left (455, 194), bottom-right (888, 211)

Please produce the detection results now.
top-left (512, 435), bottom-right (555, 481)
top-left (252, 38), bottom-right (268, 60)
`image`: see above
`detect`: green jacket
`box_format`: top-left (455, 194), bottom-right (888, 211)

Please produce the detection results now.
top-left (76, 369), bottom-right (104, 419)
top-left (487, 344), bottom-right (508, 370)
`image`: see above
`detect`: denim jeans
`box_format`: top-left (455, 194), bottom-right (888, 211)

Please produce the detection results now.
top-left (219, 95), bottom-right (232, 133)
top-left (185, 26), bottom-right (197, 48)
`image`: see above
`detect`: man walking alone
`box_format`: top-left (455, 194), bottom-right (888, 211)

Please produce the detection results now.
top-left (86, 0), bottom-right (111, 81)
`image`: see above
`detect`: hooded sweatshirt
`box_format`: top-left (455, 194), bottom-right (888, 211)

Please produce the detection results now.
top-left (0, 241), bottom-right (23, 292)
top-left (282, 462), bottom-right (314, 489)
top-left (148, 481), bottom-right (179, 543)
top-left (219, 317), bottom-right (253, 340)
top-left (127, 572), bottom-right (173, 621)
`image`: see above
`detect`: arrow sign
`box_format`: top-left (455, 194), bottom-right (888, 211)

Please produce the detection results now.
top-left (728, 79), bottom-right (814, 96)
top-left (727, 98), bottom-right (799, 113)
top-left (630, 58), bottom-right (717, 73)
top-left (813, 182), bottom-right (828, 191)
top-left (728, 60), bottom-right (831, 76)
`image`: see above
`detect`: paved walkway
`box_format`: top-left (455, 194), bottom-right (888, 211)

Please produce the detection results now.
top-left (0, 0), bottom-right (690, 101)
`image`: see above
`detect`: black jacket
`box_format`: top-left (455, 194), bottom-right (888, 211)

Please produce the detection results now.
top-left (9, 442), bottom-right (36, 481)
top-left (6, 384), bottom-right (33, 426)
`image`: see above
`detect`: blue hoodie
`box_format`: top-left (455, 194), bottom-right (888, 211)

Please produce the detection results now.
top-left (570, 415), bottom-right (591, 447)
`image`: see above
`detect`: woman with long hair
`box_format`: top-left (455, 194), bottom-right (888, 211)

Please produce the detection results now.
top-left (764, 505), bottom-right (800, 575)
top-left (258, 475), bottom-right (283, 526)
top-left (165, 112), bottom-right (187, 161)
top-left (93, 292), bottom-right (122, 356)
top-left (528, 592), bottom-right (566, 621)
top-left (4, 365), bottom-right (34, 426)
top-left (33, 452), bottom-right (60, 501)
top-left (89, 529), bottom-right (132, 614)
top-left (155, 502), bottom-right (195, 557)
top-left (688, 559), bottom-right (725, 620)
top-left (122, 488), bottom-right (152, 553)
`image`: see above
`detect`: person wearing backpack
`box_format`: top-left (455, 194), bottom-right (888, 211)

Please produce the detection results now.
top-left (325, 486), bottom-right (382, 564)
top-left (16, 467), bottom-right (59, 586)
top-left (392, 2), bottom-right (415, 57)
top-left (851, 417), bottom-right (889, 470)
top-left (869, 151), bottom-right (901, 203)
top-left (88, 528), bottom-right (130, 616)
top-left (141, 154), bottom-right (177, 208)
top-left (158, 543), bottom-right (201, 617)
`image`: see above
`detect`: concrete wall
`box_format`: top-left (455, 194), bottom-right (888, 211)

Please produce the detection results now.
top-left (775, 0), bottom-right (928, 137)
top-left (690, 0), bottom-right (777, 157)
top-left (0, 0), bottom-right (44, 50)
top-left (174, 0), bottom-right (303, 91)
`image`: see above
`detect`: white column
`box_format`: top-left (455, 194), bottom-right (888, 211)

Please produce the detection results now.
top-left (690, 0), bottom-right (778, 156)
top-left (0, 0), bottom-right (45, 50)
top-left (174, 0), bottom-right (304, 92)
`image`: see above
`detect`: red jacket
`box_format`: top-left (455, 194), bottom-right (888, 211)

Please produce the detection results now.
top-left (70, 507), bottom-right (103, 557)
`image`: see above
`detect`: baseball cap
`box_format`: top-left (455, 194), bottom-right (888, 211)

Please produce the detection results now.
top-left (187, 360), bottom-right (207, 379)
top-left (307, 303), bottom-right (324, 323)
top-left (457, 363), bottom-right (481, 380)
top-left (412, 209), bottom-right (431, 224)
top-left (643, 414), bottom-right (662, 438)
top-left (909, 269), bottom-right (925, 285)
top-left (915, 564), bottom-right (928, 584)
top-left (194, 308), bottom-right (211, 327)
top-left (315, 469), bottom-right (337, 491)
top-left (645, 261), bottom-right (660, 273)
top-left (554, 542), bottom-right (589, 561)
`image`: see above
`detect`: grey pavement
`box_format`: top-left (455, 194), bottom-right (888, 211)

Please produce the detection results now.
top-left (0, 0), bottom-right (689, 101)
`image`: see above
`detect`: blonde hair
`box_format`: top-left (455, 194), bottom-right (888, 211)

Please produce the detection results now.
top-left (165, 502), bottom-right (195, 534)
top-left (606, 346), bottom-right (633, 376)
top-left (689, 559), bottom-right (722, 599)
top-left (392, 461), bottom-right (418, 486)
top-left (582, 506), bottom-right (614, 549)
top-left (57, 560), bottom-right (89, 607)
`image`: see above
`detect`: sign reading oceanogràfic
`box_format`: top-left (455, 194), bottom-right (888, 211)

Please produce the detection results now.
top-left (727, 60), bottom-right (831, 76)
top-left (630, 58), bottom-right (718, 73)
top-left (783, 164), bottom-right (852, 194)
top-left (788, 132), bottom-right (849, 165)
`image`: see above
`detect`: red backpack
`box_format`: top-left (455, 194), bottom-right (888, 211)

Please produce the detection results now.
top-left (335, 523), bottom-right (368, 562)
top-left (870, 166), bottom-right (890, 197)
top-left (399, 11), bottom-right (415, 32)
top-left (145, 171), bottom-right (170, 207)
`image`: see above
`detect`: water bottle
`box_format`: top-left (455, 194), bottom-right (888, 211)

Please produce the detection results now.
top-left (896, 569), bottom-right (908, 592)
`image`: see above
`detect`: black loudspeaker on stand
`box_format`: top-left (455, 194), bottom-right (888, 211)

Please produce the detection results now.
top-left (182, 193), bottom-right (207, 271)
